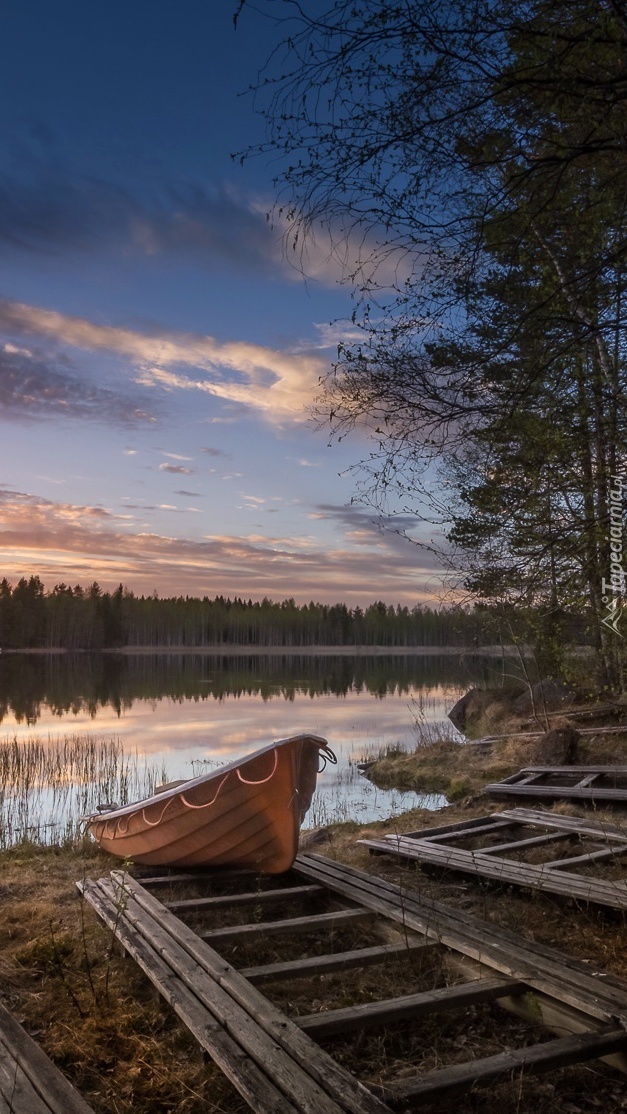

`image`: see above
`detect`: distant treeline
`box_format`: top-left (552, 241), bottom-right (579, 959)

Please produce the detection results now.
top-left (0, 576), bottom-right (585, 651)
top-left (0, 650), bottom-right (495, 725)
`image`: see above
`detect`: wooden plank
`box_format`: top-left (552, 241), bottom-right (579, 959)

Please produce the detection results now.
top-left (107, 872), bottom-right (390, 1114)
top-left (513, 766), bottom-right (627, 774)
top-left (497, 770), bottom-right (529, 783)
top-left (136, 872), bottom-right (220, 886)
top-left (98, 881), bottom-right (346, 1114)
top-left (498, 809), bottom-right (627, 842)
top-left (487, 767), bottom-right (627, 801)
top-left (389, 808), bottom-right (627, 857)
top-left (296, 976), bottom-right (527, 1039)
top-left (81, 858), bottom-right (627, 1111)
top-left (316, 851), bottom-right (627, 1002)
top-left (0, 1054), bottom-right (52, 1113)
top-left (487, 784), bottom-right (627, 801)
top-left (477, 831), bottom-right (573, 856)
top-left (0, 1000), bottom-right (94, 1114)
top-left (165, 884), bottom-right (324, 913)
top-left (241, 940), bottom-right (437, 985)
top-left (293, 855), bottom-right (627, 1022)
top-left (374, 1026), bottom-right (627, 1105)
top-left (79, 879), bottom-right (301, 1114)
top-left (200, 908), bottom-right (372, 943)
top-left (421, 820), bottom-right (515, 844)
top-left (399, 816), bottom-right (511, 841)
top-left (545, 844), bottom-right (627, 870)
top-left (137, 869), bottom-right (254, 887)
top-left (363, 836), bottom-right (627, 908)
top-left (0, 1090), bottom-right (13, 1113)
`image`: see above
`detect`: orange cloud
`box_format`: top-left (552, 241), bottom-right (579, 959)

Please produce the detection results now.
top-left (0, 487), bottom-right (445, 606)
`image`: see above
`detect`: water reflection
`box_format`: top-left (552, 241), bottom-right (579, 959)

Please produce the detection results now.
top-left (0, 652), bottom-right (492, 836)
top-left (0, 650), bottom-right (496, 725)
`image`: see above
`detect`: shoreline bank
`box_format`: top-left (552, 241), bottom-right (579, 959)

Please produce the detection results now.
top-left (1, 643), bottom-right (525, 656)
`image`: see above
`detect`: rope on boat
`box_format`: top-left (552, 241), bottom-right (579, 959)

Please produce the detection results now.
top-left (318, 744), bottom-right (337, 772)
top-left (96, 738), bottom-right (333, 839)
top-left (236, 747), bottom-right (279, 785)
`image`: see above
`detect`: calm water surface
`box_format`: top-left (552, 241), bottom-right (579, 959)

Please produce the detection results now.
top-left (0, 651), bottom-right (496, 838)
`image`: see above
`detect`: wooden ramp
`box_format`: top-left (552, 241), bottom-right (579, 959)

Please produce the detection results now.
top-left (360, 807), bottom-right (627, 910)
top-left (0, 1000), bottom-right (93, 1114)
top-left (79, 855), bottom-right (627, 1110)
top-left (486, 765), bottom-right (627, 802)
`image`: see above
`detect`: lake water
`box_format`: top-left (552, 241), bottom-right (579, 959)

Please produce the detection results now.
top-left (0, 650), bottom-right (495, 842)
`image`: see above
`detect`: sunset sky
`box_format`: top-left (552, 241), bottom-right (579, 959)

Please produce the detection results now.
top-left (0, 1), bottom-right (445, 606)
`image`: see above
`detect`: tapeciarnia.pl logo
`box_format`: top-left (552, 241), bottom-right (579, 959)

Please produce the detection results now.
top-left (601, 471), bottom-right (625, 637)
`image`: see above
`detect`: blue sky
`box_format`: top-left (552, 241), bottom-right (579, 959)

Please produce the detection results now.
top-left (0, 0), bottom-right (445, 606)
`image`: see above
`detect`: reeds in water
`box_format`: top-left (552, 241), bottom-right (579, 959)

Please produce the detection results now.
top-left (0, 733), bottom-right (170, 848)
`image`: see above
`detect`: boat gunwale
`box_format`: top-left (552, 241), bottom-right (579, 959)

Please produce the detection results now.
top-left (84, 733), bottom-right (330, 823)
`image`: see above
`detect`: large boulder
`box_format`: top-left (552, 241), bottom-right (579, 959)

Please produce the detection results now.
top-left (513, 678), bottom-right (577, 714)
top-left (447, 688), bottom-right (503, 732)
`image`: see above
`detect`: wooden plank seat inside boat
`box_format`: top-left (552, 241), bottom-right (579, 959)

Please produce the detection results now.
top-left (0, 1000), bottom-right (94, 1114)
top-left (359, 807), bottom-right (627, 911)
top-left (79, 855), bottom-right (627, 1111)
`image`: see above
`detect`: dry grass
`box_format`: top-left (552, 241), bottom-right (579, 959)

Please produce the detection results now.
top-left (368, 737), bottom-right (519, 799)
top-left (3, 713), bottom-right (627, 1111)
top-left (0, 840), bottom-right (249, 1112)
top-left (4, 818), bottom-right (627, 1113)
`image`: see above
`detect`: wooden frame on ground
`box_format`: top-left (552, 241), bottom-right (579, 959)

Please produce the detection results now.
top-left (79, 853), bottom-right (627, 1111)
top-left (360, 807), bottom-right (627, 910)
top-left (486, 766), bottom-right (627, 802)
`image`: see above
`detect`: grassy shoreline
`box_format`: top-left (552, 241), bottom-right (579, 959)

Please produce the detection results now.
top-left (3, 697), bottom-right (627, 1112)
top-left (3, 788), bottom-right (627, 1113)
top-left (2, 642), bottom-right (516, 656)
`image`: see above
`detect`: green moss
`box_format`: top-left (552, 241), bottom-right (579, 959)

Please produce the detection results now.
top-left (15, 931), bottom-right (74, 971)
top-left (446, 776), bottom-right (474, 801)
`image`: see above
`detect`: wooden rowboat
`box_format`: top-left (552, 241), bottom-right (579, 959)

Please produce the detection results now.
top-left (85, 734), bottom-right (335, 873)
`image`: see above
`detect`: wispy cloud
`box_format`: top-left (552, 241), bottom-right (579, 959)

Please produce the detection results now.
top-left (312, 321), bottom-right (368, 349)
top-left (0, 153), bottom-right (293, 279)
top-left (248, 200), bottom-right (413, 290)
top-left (158, 463), bottom-right (194, 474)
top-left (0, 297), bottom-right (328, 424)
top-left (0, 343), bottom-right (157, 425)
top-left (0, 151), bottom-right (410, 290)
top-left (309, 503), bottom-right (446, 567)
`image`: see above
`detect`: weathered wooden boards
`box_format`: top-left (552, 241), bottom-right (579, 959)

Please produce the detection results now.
top-left (372, 1028), bottom-right (627, 1105)
top-left (486, 765), bottom-right (627, 801)
top-left (79, 855), bottom-right (627, 1110)
top-left (294, 854), bottom-right (627, 1023)
top-left (79, 872), bottom-right (389, 1114)
top-left (360, 807), bottom-right (627, 910)
top-left (0, 999), bottom-right (93, 1114)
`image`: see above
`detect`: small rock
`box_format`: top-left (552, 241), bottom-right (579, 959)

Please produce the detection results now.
top-left (529, 721), bottom-right (580, 765)
top-left (299, 827), bottom-right (332, 849)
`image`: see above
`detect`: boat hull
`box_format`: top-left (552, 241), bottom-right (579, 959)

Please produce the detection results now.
top-left (86, 734), bottom-right (331, 873)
